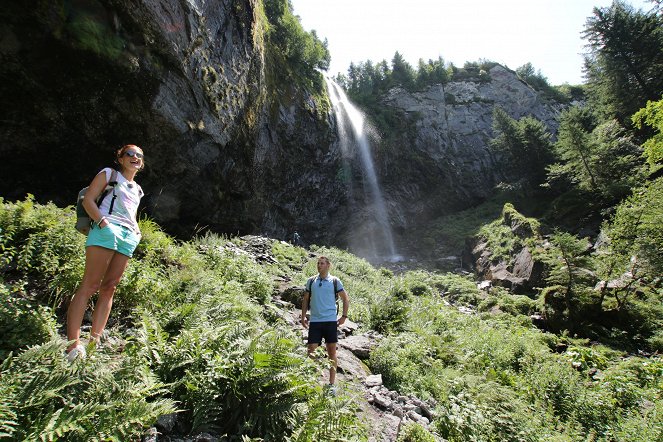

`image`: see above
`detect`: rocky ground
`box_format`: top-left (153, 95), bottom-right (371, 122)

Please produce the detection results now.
top-left (138, 236), bottom-right (446, 441)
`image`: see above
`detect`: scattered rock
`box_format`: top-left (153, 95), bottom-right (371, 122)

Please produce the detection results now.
top-left (365, 374), bottom-right (383, 387)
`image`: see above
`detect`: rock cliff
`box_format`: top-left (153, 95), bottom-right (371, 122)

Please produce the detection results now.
top-left (0, 0), bottom-right (347, 241)
top-left (0, 1), bottom-right (561, 253)
top-left (376, 65), bottom-right (561, 236)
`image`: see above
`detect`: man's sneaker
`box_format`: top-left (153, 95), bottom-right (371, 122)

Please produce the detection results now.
top-left (325, 383), bottom-right (338, 396)
top-left (66, 344), bottom-right (86, 362)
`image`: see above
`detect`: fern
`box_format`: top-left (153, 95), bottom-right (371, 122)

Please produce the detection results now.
top-left (288, 391), bottom-right (365, 442)
top-left (0, 339), bottom-right (176, 441)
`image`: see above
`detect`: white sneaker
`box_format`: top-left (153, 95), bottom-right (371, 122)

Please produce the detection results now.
top-left (66, 344), bottom-right (86, 362)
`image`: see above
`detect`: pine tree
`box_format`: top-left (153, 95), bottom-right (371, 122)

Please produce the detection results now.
top-left (583, 1), bottom-right (663, 124)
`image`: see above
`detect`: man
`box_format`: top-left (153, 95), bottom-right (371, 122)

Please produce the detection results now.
top-left (301, 255), bottom-right (350, 395)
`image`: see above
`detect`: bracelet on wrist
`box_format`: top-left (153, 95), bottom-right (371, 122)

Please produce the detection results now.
top-left (341, 315), bottom-right (348, 318)
top-left (97, 217), bottom-right (106, 226)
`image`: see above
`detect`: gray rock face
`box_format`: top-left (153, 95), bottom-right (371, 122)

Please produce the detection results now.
top-left (0, 3), bottom-right (561, 252)
top-left (469, 225), bottom-right (545, 293)
top-left (380, 65), bottom-right (561, 231)
top-left (0, 0), bottom-right (345, 242)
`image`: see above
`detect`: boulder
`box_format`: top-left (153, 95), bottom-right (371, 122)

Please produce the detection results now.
top-left (336, 346), bottom-right (370, 380)
top-left (338, 333), bottom-right (382, 359)
top-left (365, 374), bottom-right (383, 387)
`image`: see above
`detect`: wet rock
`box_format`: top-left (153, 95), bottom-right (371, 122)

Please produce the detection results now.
top-left (373, 393), bottom-right (393, 410)
top-left (281, 286), bottom-right (306, 309)
top-left (339, 319), bottom-right (359, 336)
top-left (156, 413), bottom-right (178, 434)
top-left (142, 427), bottom-right (158, 442)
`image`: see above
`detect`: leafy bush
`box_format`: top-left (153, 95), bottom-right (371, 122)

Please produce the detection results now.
top-left (478, 289), bottom-right (537, 316)
top-left (0, 339), bottom-right (175, 441)
top-left (396, 422), bottom-right (436, 442)
top-left (436, 377), bottom-right (546, 441)
top-left (632, 97), bottom-right (663, 174)
top-left (0, 283), bottom-right (58, 361)
top-left (1, 197), bottom-right (660, 440)
top-left (0, 196), bottom-right (85, 304)
top-left (370, 295), bottom-right (409, 334)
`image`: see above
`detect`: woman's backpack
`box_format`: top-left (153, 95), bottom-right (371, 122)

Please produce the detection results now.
top-left (75, 170), bottom-right (118, 235)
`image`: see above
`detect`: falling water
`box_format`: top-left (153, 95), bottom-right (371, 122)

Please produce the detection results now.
top-left (325, 77), bottom-right (398, 260)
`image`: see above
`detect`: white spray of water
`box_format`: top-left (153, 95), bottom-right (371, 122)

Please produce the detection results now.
top-left (325, 77), bottom-right (398, 259)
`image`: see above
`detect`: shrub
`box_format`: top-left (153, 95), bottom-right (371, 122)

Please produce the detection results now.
top-left (0, 196), bottom-right (85, 305)
top-left (435, 377), bottom-right (545, 441)
top-left (370, 295), bottom-right (409, 334)
top-left (0, 283), bottom-right (58, 361)
top-left (429, 273), bottom-right (481, 305)
top-left (396, 422), bottom-right (436, 442)
top-left (0, 339), bottom-right (175, 441)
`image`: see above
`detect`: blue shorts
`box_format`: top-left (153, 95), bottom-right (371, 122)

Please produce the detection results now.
top-left (307, 321), bottom-right (338, 345)
top-left (86, 223), bottom-right (140, 257)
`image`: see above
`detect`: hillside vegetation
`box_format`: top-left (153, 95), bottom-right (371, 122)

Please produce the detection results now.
top-left (1, 199), bottom-right (661, 441)
top-left (1, 1), bottom-right (662, 441)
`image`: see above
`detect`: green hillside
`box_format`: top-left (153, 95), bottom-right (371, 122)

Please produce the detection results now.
top-left (1, 199), bottom-right (660, 441)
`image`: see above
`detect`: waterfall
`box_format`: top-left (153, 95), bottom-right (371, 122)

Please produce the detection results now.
top-left (325, 77), bottom-right (398, 261)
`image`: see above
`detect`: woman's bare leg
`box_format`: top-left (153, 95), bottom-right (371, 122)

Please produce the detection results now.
top-left (66, 246), bottom-right (114, 351)
top-left (90, 252), bottom-right (130, 342)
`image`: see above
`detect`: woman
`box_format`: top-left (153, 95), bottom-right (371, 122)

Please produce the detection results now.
top-left (66, 144), bottom-right (145, 361)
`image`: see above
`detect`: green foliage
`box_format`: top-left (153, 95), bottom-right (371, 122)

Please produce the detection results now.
top-left (262, 0), bottom-right (330, 100)
top-left (391, 51), bottom-right (416, 89)
top-left (142, 319), bottom-right (314, 436)
top-left (632, 96), bottom-right (663, 173)
top-left (435, 377), bottom-right (546, 441)
top-left (0, 283), bottom-right (58, 361)
top-left (0, 339), bottom-right (176, 441)
top-left (491, 108), bottom-right (554, 186)
top-left (600, 177), bottom-right (663, 280)
top-left (396, 422), bottom-right (436, 442)
top-left (272, 239), bottom-right (308, 273)
top-left (370, 294), bottom-right (409, 334)
top-left (1, 198), bottom-right (661, 440)
top-left (478, 290), bottom-right (537, 317)
top-left (548, 107), bottom-right (644, 202)
top-left (413, 189), bottom-right (514, 258)
top-left (583, 1), bottom-right (663, 124)
top-left (0, 196), bottom-right (85, 304)
top-left (540, 231), bottom-right (597, 332)
top-left (288, 392), bottom-right (367, 441)
top-left (66, 12), bottom-right (125, 60)
top-left (0, 198), bottom-right (367, 439)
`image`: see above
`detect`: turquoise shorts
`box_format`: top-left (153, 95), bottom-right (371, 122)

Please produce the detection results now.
top-left (86, 222), bottom-right (140, 257)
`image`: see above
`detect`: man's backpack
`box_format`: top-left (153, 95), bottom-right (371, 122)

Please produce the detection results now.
top-left (305, 275), bottom-right (341, 313)
top-left (75, 169), bottom-right (119, 235)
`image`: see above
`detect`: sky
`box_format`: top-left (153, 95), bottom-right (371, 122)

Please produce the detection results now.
top-left (289, 0), bottom-right (653, 85)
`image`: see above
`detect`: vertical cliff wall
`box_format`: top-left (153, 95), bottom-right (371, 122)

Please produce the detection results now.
top-left (373, 65), bottom-right (561, 234)
top-left (0, 0), bottom-right (346, 240)
top-left (0, 2), bottom-right (562, 252)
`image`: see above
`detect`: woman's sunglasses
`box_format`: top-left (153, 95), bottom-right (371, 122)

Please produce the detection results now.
top-left (124, 150), bottom-right (144, 159)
